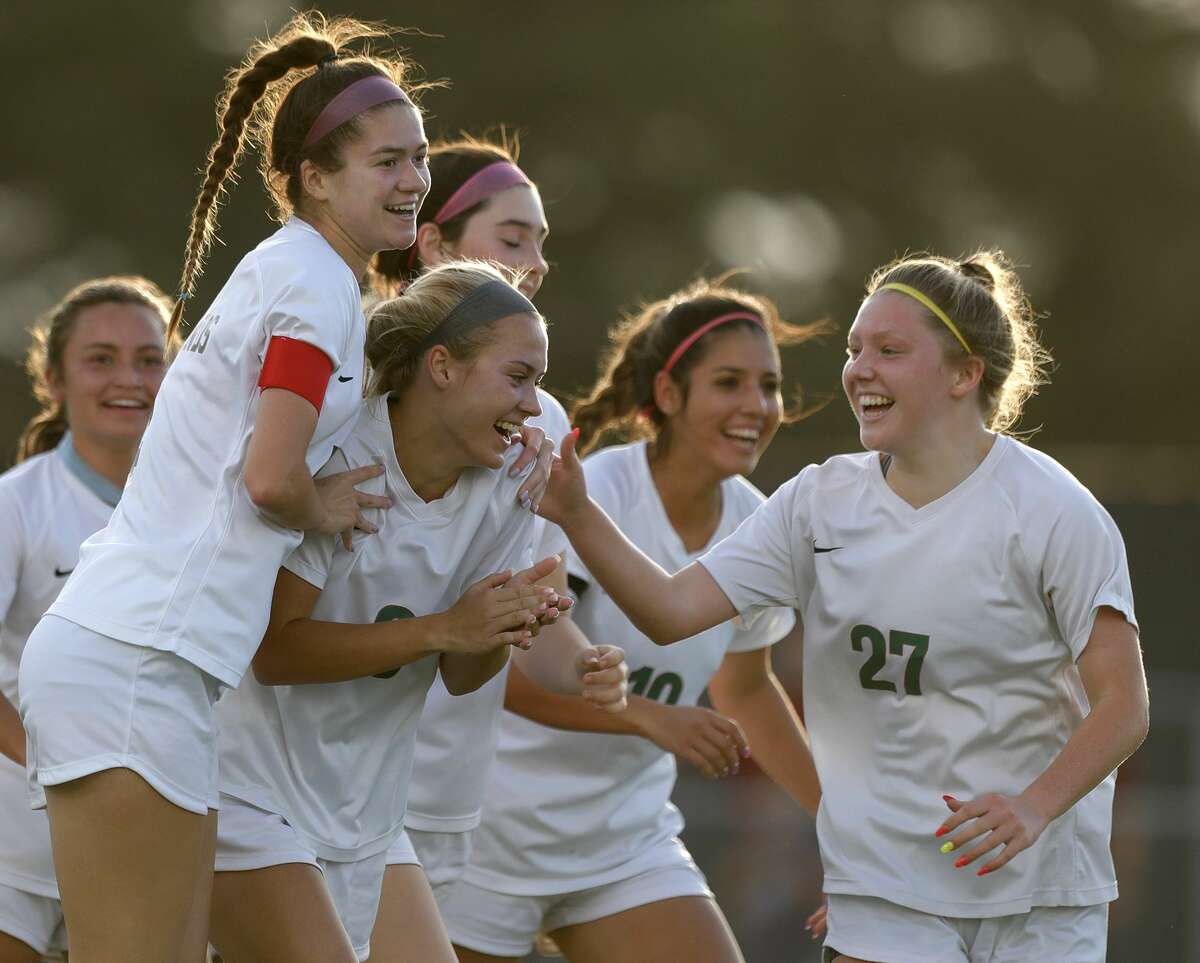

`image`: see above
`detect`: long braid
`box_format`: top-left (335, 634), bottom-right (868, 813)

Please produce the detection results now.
top-left (168, 35), bottom-right (334, 343)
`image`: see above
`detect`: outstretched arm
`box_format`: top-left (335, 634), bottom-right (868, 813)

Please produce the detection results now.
top-left (708, 634), bottom-right (821, 817)
top-left (538, 432), bottom-right (736, 644)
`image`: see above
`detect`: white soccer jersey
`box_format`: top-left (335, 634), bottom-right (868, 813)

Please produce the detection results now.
top-left (699, 434), bottom-right (1136, 917)
top-left (0, 437), bottom-right (121, 898)
top-left (464, 441), bottom-right (795, 895)
top-left (217, 392), bottom-right (543, 861)
top-left (404, 389), bottom-right (570, 834)
top-left (49, 218), bottom-right (365, 687)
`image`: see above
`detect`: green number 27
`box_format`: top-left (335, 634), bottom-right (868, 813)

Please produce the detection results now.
top-left (850, 624), bottom-right (929, 696)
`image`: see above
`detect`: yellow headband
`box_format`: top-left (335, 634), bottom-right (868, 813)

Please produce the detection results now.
top-left (878, 282), bottom-right (972, 355)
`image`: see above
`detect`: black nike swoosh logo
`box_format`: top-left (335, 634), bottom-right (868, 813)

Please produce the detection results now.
top-left (813, 546), bottom-right (842, 554)
top-left (54, 566), bottom-right (74, 577)
top-left (338, 375), bottom-right (354, 382)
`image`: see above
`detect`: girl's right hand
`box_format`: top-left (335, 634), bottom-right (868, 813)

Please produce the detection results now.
top-left (635, 702), bottom-right (750, 780)
top-left (313, 463), bottom-right (390, 550)
top-left (536, 429), bottom-right (590, 529)
top-left (437, 571), bottom-right (558, 655)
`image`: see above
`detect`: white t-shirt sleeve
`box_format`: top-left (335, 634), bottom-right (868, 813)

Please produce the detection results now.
top-left (699, 471), bottom-right (812, 618)
top-left (0, 485), bottom-right (23, 623)
top-left (727, 605), bottom-right (796, 653)
top-left (1039, 490), bottom-right (1137, 660)
top-left (259, 258), bottom-right (354, 369)
top-left (281, 531), bottom-right (337, 591)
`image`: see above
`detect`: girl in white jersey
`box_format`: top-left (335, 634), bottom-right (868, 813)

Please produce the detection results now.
top-left (369, 137), bottom-right (585, 935)
top-left (538, 251), bottom-right (1149, 963)
top-left (445, 279), bottom-right (825, 963)
top-left (0, 277), bottom-right (168, 963)
top-left (206, 262), bottom-right (627, 963)
top-left (15, 15), bottom-right (451, 963)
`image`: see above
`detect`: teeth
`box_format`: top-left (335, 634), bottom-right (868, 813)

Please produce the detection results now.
top-left (859, 394), bottom-right (893, 408)
top-left (494, 420), bottom-right (522, 440)
top-left (106, 399), bottom-right (144, 408)
top-left (386, 203), bottom-right (416, 214)
top-left (724, 429), bottom-right (760, 442)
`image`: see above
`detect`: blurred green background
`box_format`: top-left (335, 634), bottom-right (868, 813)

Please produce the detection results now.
top-left (1, 1), bottom-right (1196, 959)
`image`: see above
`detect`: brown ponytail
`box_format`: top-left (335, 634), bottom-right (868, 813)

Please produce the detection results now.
top-left (571, 275), bottom-right (827, 455)
top-left (17, 276), bottom-right (171, 463)
top-left (169, 13), bottom-right (425, 343)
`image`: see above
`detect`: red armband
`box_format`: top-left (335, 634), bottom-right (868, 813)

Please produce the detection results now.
top-left (258, 336), bottom-right (334, 413)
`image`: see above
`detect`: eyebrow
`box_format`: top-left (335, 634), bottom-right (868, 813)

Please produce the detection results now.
top-left (80, 342), bottom-right (164, 352)
top-left (496, 218), bottom-right (549, 238)
top-left (711, 365), bottom-right (779, 375)
top-left (371, 143), bottom-right (429, 157)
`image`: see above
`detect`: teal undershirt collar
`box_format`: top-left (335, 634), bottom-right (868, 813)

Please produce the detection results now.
top-left (58, 432), bottom-right (123, 508)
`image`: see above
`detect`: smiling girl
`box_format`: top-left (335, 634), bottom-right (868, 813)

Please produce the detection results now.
top-left (536, 251), bottom-right (1148, 963)
top-left (207, 262), bottom-right (625, 963)
top-left (15, 14), bottom-right (441, 962)
top-left (445, 279), bottom-right (824, 963)
top-left (0, 277), bottom-right (168, 963)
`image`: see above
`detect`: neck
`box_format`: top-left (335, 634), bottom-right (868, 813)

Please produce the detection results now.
top-left (387, 392), bottom-right (466, 502)
top-left (69, 432), bottom-right (137, 490)
top-left (297, 210), bottom-right (371, 280)
top-left (883, 422), bottom-right (995, 509)
top-left (647, 437), bottom-right (725, 552)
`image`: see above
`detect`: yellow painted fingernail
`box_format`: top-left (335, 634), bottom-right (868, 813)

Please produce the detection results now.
top-left (940, 841), bottom-right (955, 854)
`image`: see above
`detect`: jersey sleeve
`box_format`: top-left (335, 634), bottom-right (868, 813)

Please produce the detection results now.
top-left (727, 604), bottom-right (796, 653)
top-left (259, 258), bottom-right (356, 371)
top-left (699, 471), bottom-right (812, 618)
top-left (1039, 490), bottom-right (1137, 660)
top-left (0, 485), bottom-right (24, 624)
top-left (281, 531), bottom-right (337, 590)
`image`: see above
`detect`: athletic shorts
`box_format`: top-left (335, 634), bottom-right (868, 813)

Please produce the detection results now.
top-left (215, 793), bottom-right (387, 962)
top-left (0, 881), bottom-right (66, 957)
top-left (392, 828), bottom-right (473, 906)
top-left (18, 615), bottom-right (222, 815)
top-left (443, 851), bottom-right (712, 957)
top-left (822, 893), bottom-right (1109, 963)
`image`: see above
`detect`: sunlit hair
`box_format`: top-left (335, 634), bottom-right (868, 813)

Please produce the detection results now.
top-left (169, 11), bottom-right (430, 343)
top-left (17, 276), bottom-right (171, 463)
top-left (371, 131), bottom-right (524, 292)
top-left (571, 275), bottom-right (828, 455)
top-left (866, 250), bottom-right (1052, 432)
top-left (365, 260), bottom-right (541, 397)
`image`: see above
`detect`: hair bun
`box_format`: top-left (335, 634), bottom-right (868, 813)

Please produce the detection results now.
top-left (958, 258), bottom-right (996, 292)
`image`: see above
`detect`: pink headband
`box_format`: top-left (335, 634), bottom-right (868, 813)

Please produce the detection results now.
top-left (661, 311), bottom-right (764, 374)
top-left (303, 75), bottom-right (409, 149)
top-left (434, 160), bottom-right (533, 224)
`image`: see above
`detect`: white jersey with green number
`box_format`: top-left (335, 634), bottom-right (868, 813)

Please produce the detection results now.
top-left (216, 393), bottom-right (541, 861)
top-left (404, 389), bottom-right (570, 835)
top-left (463, 441), bottom-right (795, 895)
top-left (699, 434), bottom-right (1136, 918)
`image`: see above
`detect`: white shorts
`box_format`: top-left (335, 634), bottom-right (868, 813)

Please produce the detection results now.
top-left (443, 855), bottom-right (712, 957)
top-left (823, 893), bottom-right (1109, 963)
top-left (0, 881), bottom-right (66, 957)
top-left (18, 615), bottom-right (221, 814)
top-left (215, 793), bottom-right (387, 962)
top-left (391, 828), bottom-right (472, 906)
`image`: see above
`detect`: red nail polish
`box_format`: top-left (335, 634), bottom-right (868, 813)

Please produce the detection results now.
top-left (954, 857), bottom-right (969, 869)
top-left (935, 826), bottom-right (948, 838)
top-left (977, 866), bottom-right (993, 877)
top-left (570, 426), bottom-right (581, 439)
top-left (942, 794), bottom-right (955, 801)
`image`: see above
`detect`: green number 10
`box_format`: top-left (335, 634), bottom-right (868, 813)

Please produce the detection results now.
top-left (850, 624), bottom-right (929, 696)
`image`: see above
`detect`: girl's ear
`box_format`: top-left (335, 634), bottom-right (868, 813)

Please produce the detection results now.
top-left (416, 222), bottom-right (448, 265)
top-left (949, 355), bottom-right (986, 400)
top-left (425, 344), bottom-right (453, 389)
top-left (652, 369), bottom-right (683, 417)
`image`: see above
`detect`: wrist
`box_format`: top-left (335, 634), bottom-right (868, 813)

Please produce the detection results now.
top-left (560, 497), bottom-right (599, 536)
top-left (1018, 784), bottom-right (1059, 827)
top-left (621, 695), bottom-right (661, 738)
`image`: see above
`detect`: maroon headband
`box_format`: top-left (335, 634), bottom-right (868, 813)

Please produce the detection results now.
top-left (303, 75), bottom-right (409, 149)
top-left (661, 311), bottom-right (764, 374)
top-left (434, 160), bottom-right (533, 224)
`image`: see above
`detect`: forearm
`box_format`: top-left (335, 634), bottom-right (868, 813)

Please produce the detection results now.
top-left (505, 663), bottom-right (647, 735)
top-left (712, 675), bottom-right (820, 817)
top-left (440, 647), bottom-right (510, 696)
top-left (254, 614), bottom-right (445, 685)
top-left (562, 501), bottom-right (703, 643)
top-left (1021, 690), bottom-right (1148, 823)
top-left (0, 694), bottom-right (25, 766)
top-left (512, 617), bottom-right (590, 694)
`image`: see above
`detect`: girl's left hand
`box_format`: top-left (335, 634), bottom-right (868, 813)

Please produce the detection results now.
top-left (935, 792), bottom-right (1049, 877)
top-left (804, 897), bottom-right (828, 940)
top-left (577, 644), bottom-right (628, 713)
top-left (511, 424), bottom-right (554, 513)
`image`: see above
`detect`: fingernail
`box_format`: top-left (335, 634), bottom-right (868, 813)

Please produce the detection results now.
top-left (519, 492), bottom-right (531, 509)
top-left (940, 841), bottom-right (955, 854)
top-left (732, 764), bottom-right (739, 774)
top-left (532, 502), bottom-right (540, 514)
top-left (942, 794), bottom-right (956, 801)
top-left (935, 826), bottom-right (948, 838)
top-left (977, 866), bottom-right (993, 877)
top-left (741, 747), bottom-right (751, 758)
top-left (954, 856), bottom-right (969, 869)
top-left (570, 426), bottom-right (580, 438)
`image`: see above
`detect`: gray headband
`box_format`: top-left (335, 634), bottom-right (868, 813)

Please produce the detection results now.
top-left (417, 279), bottom-right (538, 351)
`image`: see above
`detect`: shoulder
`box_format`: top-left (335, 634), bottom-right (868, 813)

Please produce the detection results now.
top-left (0, 450), bottom-right (56, 502)
top-left (990, 436), bottom-right (1109, 522)
top-left (581, 442), bottom-right (645, 508)
top-left (251, 219), bottom-right (359, 309)
top-left (769, 451), bottom-right (874, 508)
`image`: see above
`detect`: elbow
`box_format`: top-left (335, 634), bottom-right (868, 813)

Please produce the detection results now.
top-left (245, 473), bottom-right (289, 514)
top-left (250, 644), bottom-right (290, 686)
top-left (443, 673), bottom-right (486, 696)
